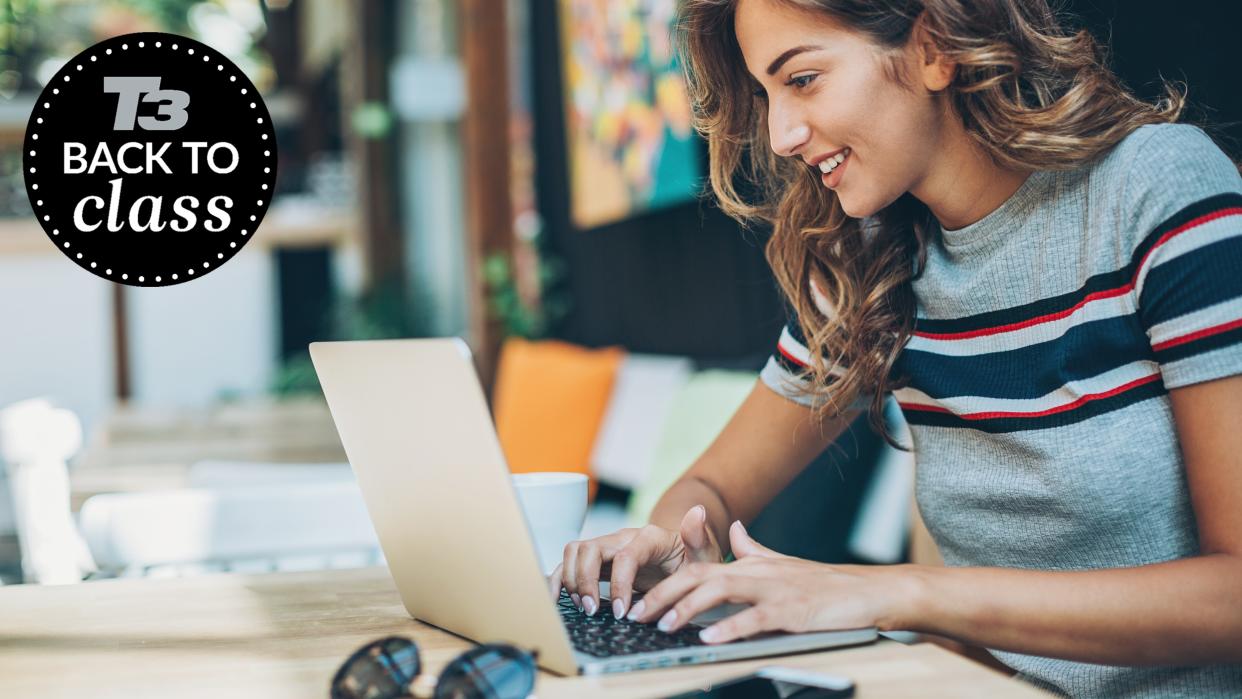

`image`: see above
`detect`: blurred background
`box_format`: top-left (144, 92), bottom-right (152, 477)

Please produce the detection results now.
top-left (0, 0), bottom-right (1238, 589)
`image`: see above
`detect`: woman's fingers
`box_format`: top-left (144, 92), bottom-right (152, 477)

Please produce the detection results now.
top-left (698, 605), bottom-right (769, 645)
top-left (607, 546), bottom-right (641, 620)
top-left (608, 525), bottom-right (672, 620)
top-left (679, 505), bottom-right (721, 562)
top-left (728, 519), bottom-right (782, 559)
top-left (628, 560), bottom-right (719, 624)
top-left (546, 562), bottom-right (564, 601)
top-left (660, 575), bottom-right (760, 634)
top-left (558, 529), bottom-right (638, 612)
top-left (574, 542), bottom-right (604, 616)
top-left (560, 541), bottom-right (581, 608)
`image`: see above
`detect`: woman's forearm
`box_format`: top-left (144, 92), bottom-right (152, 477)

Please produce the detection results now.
top-left (900, 553), bottom-right (1242, 665)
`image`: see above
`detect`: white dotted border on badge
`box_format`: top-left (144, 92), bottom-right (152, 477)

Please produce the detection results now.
top-left (25, 36), bottom-right (276, 286)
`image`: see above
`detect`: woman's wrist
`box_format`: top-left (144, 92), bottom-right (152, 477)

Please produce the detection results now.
top-left (873, 563), bottom-right (938, 633)
top-left (650, 475), bottom-right (733, 549)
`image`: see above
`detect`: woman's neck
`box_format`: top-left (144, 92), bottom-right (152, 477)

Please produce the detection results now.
top-left (912, 120), bottom-right (1032, 232)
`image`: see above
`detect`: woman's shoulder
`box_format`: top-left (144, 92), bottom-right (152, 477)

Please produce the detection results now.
top-left (1094, 122), bottom-right (1239, 191)
top-left (1100, 122), bottom-right (1222, 161)
top-left (1093, 122), bottom-right (1242, 251)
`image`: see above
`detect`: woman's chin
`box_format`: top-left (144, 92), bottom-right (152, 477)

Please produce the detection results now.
top-left (836, 190), bottom-right (889, 221)
top-left (836, 195), bottom-right (864, 219)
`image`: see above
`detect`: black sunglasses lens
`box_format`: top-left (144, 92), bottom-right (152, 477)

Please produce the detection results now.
top-left (331, 637), bottom-right (422, 699)
top-left (432, 644), bottom-right (536, 699)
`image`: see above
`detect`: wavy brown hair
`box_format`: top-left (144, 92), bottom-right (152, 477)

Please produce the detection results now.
top-left (678, 0), bottom-right (1186, 448)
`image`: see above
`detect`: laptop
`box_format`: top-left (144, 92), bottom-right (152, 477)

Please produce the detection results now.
top-left (308, 338), bottom-right (877, 675)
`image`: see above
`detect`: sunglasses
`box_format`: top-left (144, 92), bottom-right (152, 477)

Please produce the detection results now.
top-left (330, 636), bottom-right (538, 699)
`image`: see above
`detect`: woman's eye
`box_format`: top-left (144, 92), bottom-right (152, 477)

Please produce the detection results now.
top-left (786, 73), bottom-right (818, 89)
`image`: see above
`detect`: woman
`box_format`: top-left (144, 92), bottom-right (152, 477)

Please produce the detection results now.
top-left (554, 0), bottom-right (1242, 695)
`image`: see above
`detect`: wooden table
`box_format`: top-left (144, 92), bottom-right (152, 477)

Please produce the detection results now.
top-left (0, 567), bottom-right (1050, 698)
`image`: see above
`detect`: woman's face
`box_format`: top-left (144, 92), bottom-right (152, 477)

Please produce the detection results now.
top-left (734, 0), bottom-right (948, 218)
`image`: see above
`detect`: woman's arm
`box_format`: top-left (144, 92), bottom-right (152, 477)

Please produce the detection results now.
top-left (906, 555), bottom-right (1242, 665)
top-left (649, 379), bottom-right (862, 558)
top-left (903, 373), bottom-right (1242, 665)
top-left (636, 374), bottom-right (1242, 666)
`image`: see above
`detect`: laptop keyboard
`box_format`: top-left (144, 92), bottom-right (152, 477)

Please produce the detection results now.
top-left (557, 589), bottom-right (705, 658)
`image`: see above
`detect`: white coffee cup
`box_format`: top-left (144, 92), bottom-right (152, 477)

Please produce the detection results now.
top-left (511, 472), bottom-right (588, 574)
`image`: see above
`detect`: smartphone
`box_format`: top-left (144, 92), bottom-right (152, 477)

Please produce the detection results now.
top-left (660, 665), bottom-right (855, 698)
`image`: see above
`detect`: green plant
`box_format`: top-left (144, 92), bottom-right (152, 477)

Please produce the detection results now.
top-left (482, 246), bottom-right (570, 340)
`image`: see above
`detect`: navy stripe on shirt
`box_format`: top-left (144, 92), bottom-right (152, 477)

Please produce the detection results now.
top-left (1138, 235), bottom-right (1242, 330)
top-left (899, 373), bottom-right (1168, 432)
top-left (894, 315), bottom-right (1154, 400)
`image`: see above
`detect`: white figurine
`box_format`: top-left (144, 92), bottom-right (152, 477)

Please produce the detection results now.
top-left (0, 398), bottom-right (97, 584)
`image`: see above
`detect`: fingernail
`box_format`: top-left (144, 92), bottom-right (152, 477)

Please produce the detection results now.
top-left (613, 598), bottom-right (625, 620)
top-left (700, 626), bottom-right (720, 643)
top-left (627, 599), bottom-right (645, 621)
top-left (583, 596), bottom-right (597, 616)
top-left (657, 609), bottom-right (678, 632)
top-left (693, 504), bottom-right (706, 521)
top-left (570, 593), bottom-right (581, 610)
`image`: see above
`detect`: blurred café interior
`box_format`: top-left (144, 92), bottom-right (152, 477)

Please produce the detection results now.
top-left (0, 0), bottom-right (1238, 672)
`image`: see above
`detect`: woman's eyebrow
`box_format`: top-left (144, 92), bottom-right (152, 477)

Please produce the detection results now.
top-left (766, 45), bottom-right (825, 75)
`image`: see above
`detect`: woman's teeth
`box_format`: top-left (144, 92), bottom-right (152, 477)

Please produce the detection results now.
top-left (818, 148), bottom-right (850, 174)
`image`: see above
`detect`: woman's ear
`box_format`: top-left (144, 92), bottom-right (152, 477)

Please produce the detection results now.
top-left (912, 15), bottom-right (956, 92)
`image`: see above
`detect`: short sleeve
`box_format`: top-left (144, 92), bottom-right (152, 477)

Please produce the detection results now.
top-left (758, 306), bottom-right (869, 412)
top-left (1124, 124), bottom-right (1242, 390)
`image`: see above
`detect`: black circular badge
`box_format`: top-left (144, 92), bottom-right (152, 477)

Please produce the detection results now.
top-left (21, 32), bottom-right (276, 286)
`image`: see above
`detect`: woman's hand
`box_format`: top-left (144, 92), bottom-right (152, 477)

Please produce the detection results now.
top-left (627, 520), bottom-right (915, 643)
top-left (548, 505), bottom-right (724, 620)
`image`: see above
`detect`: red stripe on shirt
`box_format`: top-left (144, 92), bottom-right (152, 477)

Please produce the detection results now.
top-left (777, 342), bottom-right (807, 368)
top-left (913, 286), bottom-right (1132, 341)
top-left (1151, 316), bottom-right (1242, 352)
top-left (898, 372), bottom-right (1162, 420)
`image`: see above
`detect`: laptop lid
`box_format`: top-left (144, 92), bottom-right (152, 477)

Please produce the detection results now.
top-left (309, 338), bottom-right (579, 674)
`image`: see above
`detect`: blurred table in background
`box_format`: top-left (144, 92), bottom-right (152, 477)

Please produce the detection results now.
top-left (71, 397), bottom-right (346, 511)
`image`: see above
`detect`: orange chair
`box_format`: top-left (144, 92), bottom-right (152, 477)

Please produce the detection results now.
top-left (492, 338), bottom-right (625, 501)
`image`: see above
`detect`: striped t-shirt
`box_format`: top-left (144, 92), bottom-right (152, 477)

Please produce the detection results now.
top-left (760, 123), bottom-right (1242, 698)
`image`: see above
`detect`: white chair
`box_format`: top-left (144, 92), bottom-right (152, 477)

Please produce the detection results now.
top-left (589, 354), bottom-right (694, 489)
top-left (78, 481), bottom-right (382, 578)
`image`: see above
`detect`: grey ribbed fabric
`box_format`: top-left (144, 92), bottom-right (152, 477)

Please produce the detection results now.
top-left (761, 123), bottom-right (1242, 698)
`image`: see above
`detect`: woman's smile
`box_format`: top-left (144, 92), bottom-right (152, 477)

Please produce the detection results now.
top-left (818, 147), bottom-right (851, 189)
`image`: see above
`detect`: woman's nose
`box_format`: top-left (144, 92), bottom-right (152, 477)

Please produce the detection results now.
top-left (769, 110), bottom-right (811, 157)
